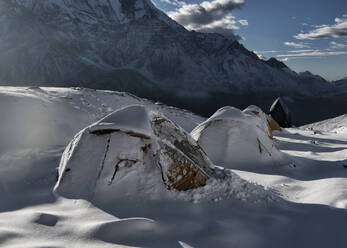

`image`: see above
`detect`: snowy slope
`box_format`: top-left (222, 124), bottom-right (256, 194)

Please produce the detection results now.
top-left (236, 128), bottom-right (347, 209)
top-left (302, 114), bottom-right (347, 133)
top-left (0, 86), bottom-right (203, 152)
top-left (1, 87), bottom-right (347, 248)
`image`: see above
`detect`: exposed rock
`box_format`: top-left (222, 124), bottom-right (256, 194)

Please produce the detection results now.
top-left (265, 57), bottom-right (288, 70)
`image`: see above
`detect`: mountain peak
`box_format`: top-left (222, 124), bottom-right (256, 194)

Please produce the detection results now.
top-left (12, 0), bottom-right (158, 25)
top-left (0, 0), bottom-right (333, 101)
top-left (265, 57), bottom-right (288, 70)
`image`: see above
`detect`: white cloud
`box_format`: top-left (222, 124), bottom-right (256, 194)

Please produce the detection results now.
top-left (167, 0), bottom-right (246, 38)
top-left (295, 15), bottom-right (347, 39)
top-left (159, 0), bottom-right (185, 7)
top-left (239, 19), bottom-right (248, 26)
top-left (335, 17), bottom-right (344, 23)
top-left (288, 49), bottom-right (315, 53)
top-left (196, 16), bottom-right (239, 31)
top-left (284, 42), bottom-right (311, 49)
top-left (259, 50), bottom-right (278, 53)
top-left (253, 51), bottom-right (266, 60)
top-left (277, 50), bottom-right (347, 58)
top-left (279, 58), bottom-right (289, 62)
top-left (329, 41), bottom-right (347, 49)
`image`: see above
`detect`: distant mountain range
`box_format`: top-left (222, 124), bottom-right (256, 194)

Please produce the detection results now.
top-left (0, 0), bottom-right (346, 125)
top-left (334, 77), bottom-right (347, 86)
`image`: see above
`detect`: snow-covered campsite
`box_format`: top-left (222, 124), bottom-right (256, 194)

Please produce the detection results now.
top-left (1, 87), bottom-right (346, 248)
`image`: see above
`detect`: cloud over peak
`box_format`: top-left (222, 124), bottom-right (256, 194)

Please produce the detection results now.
top-left (167, 0), bottom-right (246, 38)
top-left (277, 50), bottom-right (347, 58)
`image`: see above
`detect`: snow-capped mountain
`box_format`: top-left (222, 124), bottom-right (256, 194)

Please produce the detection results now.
top-left (0, 0), bottom-right (332, 97)
top-left (332, 77), bottom-right (347, 93)
top-left (335, 77), bottom-right (347, 84)
top-left (0, 0), bottom-right (174, 98)
top-left (1, 0), bottom-right (346, 125)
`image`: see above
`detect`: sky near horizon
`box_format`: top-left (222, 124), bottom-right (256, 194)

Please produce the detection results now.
top-left (152, 0), bottom-right (347, 81)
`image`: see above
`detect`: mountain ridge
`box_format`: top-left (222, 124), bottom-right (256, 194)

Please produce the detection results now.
top-left (0, 0), bottom-right (331, 94)
top-left (0, 0), bottom-right (346, 124)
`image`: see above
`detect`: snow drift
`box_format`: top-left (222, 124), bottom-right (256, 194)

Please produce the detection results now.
top-left (54, 105), bottom-right (214, 200)
top-left (191, 106), bottom-right (287, 169)
top-left (303, 114), bottom-right (347, 134)
top-left (3, 87), bottom-right (347, 248)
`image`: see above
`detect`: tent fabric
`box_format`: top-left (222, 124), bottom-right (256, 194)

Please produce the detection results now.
top-left (269, 97), bottom-right (292, 128)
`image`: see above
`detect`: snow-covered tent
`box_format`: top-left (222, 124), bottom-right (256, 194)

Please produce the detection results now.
top-left (191, 106), bottom-right (285, 169)
top-left (269, 97), bottom-right (292, 128)
top-left (54, 105), bottom-right (213, 200)
top-left (243, 105), bottom-right (282, 138)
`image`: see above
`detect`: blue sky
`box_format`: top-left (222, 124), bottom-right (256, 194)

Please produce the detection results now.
top-left (152, 0), bottom-right (347, 81)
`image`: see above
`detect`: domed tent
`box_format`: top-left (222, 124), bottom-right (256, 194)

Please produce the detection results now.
top-left (54, 105), bottom-right (213, 200)
top-left (243, 105), bottom-right (282, 138)
top-left (243, 105), bottom-right (273, 138)
top-left (191, 106), bottom-right (285, 169)
top-left (269, 97), bottom-right (292, 128)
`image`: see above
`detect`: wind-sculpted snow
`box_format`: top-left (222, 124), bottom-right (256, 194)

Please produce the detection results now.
top-left (303, 114), bottom-right (347, 134)
top-left (1, 87), bottom-right (347, 248)
top-left (0, 87), bottom-right (203, 152)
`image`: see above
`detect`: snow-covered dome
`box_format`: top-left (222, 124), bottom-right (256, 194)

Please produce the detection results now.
top-left (243, 105), bottom-right (282, 138)
top-left (54, 105), bottom-right (213, 201)
top-left (191, 106), bottom-right (286, 169)
top-left (243, 105), bottom-right (273, 138)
